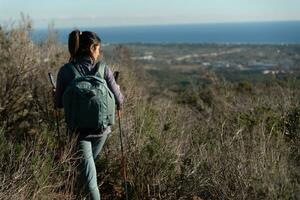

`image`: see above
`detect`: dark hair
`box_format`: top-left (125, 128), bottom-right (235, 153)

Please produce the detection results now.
top-left (68, 30), bottom-right (101, 61)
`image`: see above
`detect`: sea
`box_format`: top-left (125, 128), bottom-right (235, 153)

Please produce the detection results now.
top-left (32, 21), bottom-right (300, 44)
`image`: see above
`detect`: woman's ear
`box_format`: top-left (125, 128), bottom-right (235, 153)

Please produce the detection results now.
top-left (90, 44), bottom-right (95, 53)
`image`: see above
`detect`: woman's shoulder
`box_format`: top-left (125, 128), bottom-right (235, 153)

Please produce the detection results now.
top-left (61, 62), bottom-right (74, 69)
top-left (57, 62), bottom-right (76, 80)
top-left (59, 62), bottom-right (76, 73)
top-left (95, 61), bottom-right (110, 77)
top-left (95, 61), bottom-right (108, 68)
top-left (97, 61), bottom-right (112, 71)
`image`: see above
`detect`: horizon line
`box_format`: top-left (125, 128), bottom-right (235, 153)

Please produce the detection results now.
top-left (28, 19), bottom-right (300, 30)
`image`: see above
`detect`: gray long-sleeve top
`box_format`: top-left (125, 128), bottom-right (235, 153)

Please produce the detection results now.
top-left (54, 56), bottom-right (124, 137)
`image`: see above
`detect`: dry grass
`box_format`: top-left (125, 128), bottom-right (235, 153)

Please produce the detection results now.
top-left (0, 16), bottom-right (299, 200)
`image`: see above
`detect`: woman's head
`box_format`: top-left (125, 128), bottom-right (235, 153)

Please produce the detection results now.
top-left (68, 30), bottom-right (102, 62)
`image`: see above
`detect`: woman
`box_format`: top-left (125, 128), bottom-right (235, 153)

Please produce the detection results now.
top-left (54, 30), bottom-right (124, 200)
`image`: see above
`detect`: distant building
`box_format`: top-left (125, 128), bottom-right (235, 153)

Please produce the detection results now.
top-left (262, 70), bottom-right (291, 75)
top-left (131, 51), bottom-right (155, 61)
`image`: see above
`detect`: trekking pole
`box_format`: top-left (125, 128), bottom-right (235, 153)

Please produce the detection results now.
top-left (114, 71), bottom-right (129, 200)
top-left (48, 73), bottom-right (60, 139)
top-left (117, 109), bottom-right (129, 200)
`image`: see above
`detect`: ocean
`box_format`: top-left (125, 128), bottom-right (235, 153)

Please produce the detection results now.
top-left (32, 21), bottom-right (300, 44)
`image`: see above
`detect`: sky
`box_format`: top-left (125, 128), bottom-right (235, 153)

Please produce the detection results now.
top-left (0, 0), bottom-right (300, 28)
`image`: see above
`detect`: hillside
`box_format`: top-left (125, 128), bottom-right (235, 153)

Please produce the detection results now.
top-left (0, 17), bottom-right (299, 200)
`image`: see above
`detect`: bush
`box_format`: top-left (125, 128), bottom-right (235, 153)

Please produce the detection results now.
top-left (0, 16), bottom-right (299, 199)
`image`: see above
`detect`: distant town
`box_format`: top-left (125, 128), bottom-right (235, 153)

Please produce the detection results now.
top-left (104, 43), bottom-right (300, 89)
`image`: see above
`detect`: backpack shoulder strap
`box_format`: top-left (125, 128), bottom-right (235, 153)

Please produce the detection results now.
top-left (65, 62), bottom-right (84, 78)
top-left (96, 62), bottom-right (106, 79)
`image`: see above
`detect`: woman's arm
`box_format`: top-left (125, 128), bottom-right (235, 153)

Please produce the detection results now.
top-left (104, 65), bottom-right (125, 108)
top-left (54, 66), bottom-right (73, 108)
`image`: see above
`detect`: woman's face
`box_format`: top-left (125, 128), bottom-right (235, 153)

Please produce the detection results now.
top-left (90, 43), bottom-right (101, 61)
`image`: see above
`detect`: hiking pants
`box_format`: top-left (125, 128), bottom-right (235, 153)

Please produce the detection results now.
top-left (77, 133), bottom-right (108, 200)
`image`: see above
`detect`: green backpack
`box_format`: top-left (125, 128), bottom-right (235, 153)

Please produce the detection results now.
top-left (62, 62), bottom-right (115, 130)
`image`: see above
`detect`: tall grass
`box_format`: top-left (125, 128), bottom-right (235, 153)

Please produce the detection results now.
top-left (0, 16), bottom-right (299, 199)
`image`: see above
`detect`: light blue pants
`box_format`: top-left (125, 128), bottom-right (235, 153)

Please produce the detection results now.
top-left (77, 133), bottom-right (108, 200)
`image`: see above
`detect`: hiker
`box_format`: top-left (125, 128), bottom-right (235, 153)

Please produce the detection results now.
top-left (54, 30), bottom-right (124, 200)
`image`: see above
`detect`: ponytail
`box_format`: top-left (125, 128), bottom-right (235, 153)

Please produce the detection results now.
top-left (68, 30), bottom-right (81, 62)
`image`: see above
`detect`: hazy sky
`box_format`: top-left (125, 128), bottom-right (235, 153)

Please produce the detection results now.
top-left (0, 0), bottom-right (300, 28)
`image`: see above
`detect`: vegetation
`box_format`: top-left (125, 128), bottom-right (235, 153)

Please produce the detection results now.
top-left (0, 16), bottom-right (299, 199)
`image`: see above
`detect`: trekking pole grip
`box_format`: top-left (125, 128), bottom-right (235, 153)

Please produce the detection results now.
top-left (117, 109), bottom-right (122, 118)
top-left (48, 73), bottom-right (56, 89)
